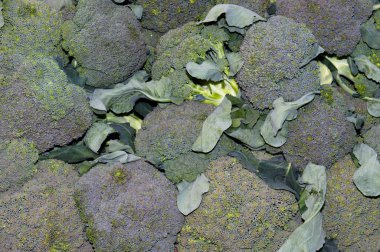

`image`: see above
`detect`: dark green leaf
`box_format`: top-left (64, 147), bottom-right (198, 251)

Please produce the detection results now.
top-left (360, 18), bottom-right (380, 50)
top-left (226, 52), bottom-right (244, 76)
top-left (84, 122), bottom-right (116, 153)
top-left (39, 142), bottom-right (98, 163)
top-left (300, 43), bottom-right (325, 67)
top-left (110, 123), bottom-right (136, 153)
top-left (225, 119), bottom-right (265, 149)
top-left (134, 101), bottom-right (155, 117)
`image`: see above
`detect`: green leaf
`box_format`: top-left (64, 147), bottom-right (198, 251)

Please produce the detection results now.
top-left (226, 52), bottom-right (244, 76)
top-left (300, 44), bottom-right (325, 68)
top-left (186, 60), bottom-right (224, 82)
top-left (106, 140), bottom-right (131, 153)
top-left (360, 18), bottom-right (380, 50)
top-left (0, 2), bottom-right (4, 29)
top-left (352, 143), bottom-right (380, 197)
top-left (127, 5), bottom-right (143, 20)
top-left (93, 151), bottom-right (140, 164)
top-left (367, 100), bottom-right (380, 117)
top-left (177, 174), bottom-right (210, 215)
top-left (84, 122), bottom-right (116, 153)
top-left (199, 4), bottom-right (265, 28)
top-left (354, 55), bottom-right (380, 83)
top-left (39, 142), bottom-right (98, 163)
top-left (225, 119), bottom-right (265, 149)
top-left (90, 77), bottom-right (184, 114)
top-left (109, 123), bottom-right (136, 153)
top-left (318, 61), bottom-right (333, 86)
top-left (192, 98), bottom-right (232, 153)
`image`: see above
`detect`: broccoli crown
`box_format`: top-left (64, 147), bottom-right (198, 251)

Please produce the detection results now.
top-left (322, 155), bottom-right (380, 251)
top-left (135, 101), bottom-right (214, 165)
top-left (133, 0), bottom-right (214, 33)
top-left (276, 0), bottom-right (373, 56)
top-left (0, 57), bottom-right (92, 152)
top-left (75, 161), bottom-right (184, 251)
top-left (0, 160), bottom-right (92, 252)
top-left (0, 139), bottom-right (38, 193)
top-left (364, 123), bottom-right (380, 155)
top-left (282, 87), bottom-right (357, 168)
top-left (61, 0), bottom-right (147, 87)
top-left (177, 156), bottom-right (301, 251)
top-left (236, 16), bottom-right (320, 110)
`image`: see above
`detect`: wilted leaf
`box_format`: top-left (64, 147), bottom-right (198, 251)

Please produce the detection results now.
top-left (192, 98), bottom-right (232, 153)
top-left (186, 60), bottom-right (224, 82)
top-left (354, 55), bottom-right (380, 82)
top-left (300, 44), bottom-right (325, 68)
top-left (39, 142), bottom-right (98, 163)
top-left (352, 143), bottom-right (380, 197)
top-left (177, 174), bottom-right (210, 215)
top-left (367, 100), bottom-right (380, 117)
top-left (360, 18), bottom-right (380, 50)
top-left (226, 52), bottom-right (244, 76)
top-left (127, 5), bottom-right (143, 19)
top-left (198, 4), bottom-right (265, 28)
top-left (84, 123), bottom-right (116, 153)
top-left (225, 119), bottom-right (265, 149)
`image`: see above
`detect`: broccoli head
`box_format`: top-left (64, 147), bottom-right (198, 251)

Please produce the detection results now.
top-left (276, 0), bottom-right (373, 56)
top-left (322, 155), bottom-right (380, 251)
top-left (75, 161), bottom-right (184, 251)
top-left (61, 0), bottom-right (147, 87)
top-left (282, 87), bottom-right (357, 168)
top-left (177, 156), bottom-right (301, 251)
top-left (0, 57), bottom-right (93, 152)
top-left (0, 159), bottom-right (92, 251)
top-left (0, 139), bottom-right (38, 193)
top-left (236, 16), bottom-right (320, 110)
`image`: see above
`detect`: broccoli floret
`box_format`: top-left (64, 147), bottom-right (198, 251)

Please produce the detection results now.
top-left (75, 161), bottom-right (184, 251)
top-left (61, 0), bottom-right (147, 87)
top-left (322, 155), bottom-right (380, 251)
top-left (0, 57), bottom-right (93, 152)
top-left (236, 16), bottom-right (320, 110)
top-left (177, 156), bottom-right (301, 251)
top-left (282, 87), bottom-right (357, 168)
top-left (135, 101), bottom-right (241, 183)
top-left (132, 0), bottom-right (214, 33)
top-left (276, 0), bottom-right (373, 56)
top-left (0, 159), bottom-right (92, 251)
top-left (0, 139), bottom-right (38, 193)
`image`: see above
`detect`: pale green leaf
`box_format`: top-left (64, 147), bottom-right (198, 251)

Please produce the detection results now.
top-left (367, 100), bottom-right (380, 117)
top-left (352, 143), bottom-right (380, 197)
top-left (177, 174), bottom-right (210, 215)
top-left (354, 55), bottom-right (380, 82)
top-left (198, 4), bottom-right (265, 28)
top-left (192, 98), bottom-right (232, 153)
top-left (318, 61), bottom-right (333, 86)
top-left (325, 57), bottom-right (355, 81)
top-left (226, 52), bottom-right (244, 76)
top-left (127, 5), bottom-right (143, 19)
top-left (225, 119), bottom-right (265, 149)
top-left (186, 60), bottom-right (224, 82)
top-left (93, 151), bottom-right (140, 164)
top-left (84, 123), bottom-right (116, 153)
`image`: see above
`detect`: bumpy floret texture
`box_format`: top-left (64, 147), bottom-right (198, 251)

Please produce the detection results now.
top-left (364, 123), bottom-right (380, 155)
top-left (133, 0), bottom-right (214, 33)
top-left (236, 16), bottom-right (320, 110)
top-left (282, 88), bottom-right (357, 168)
top-left (0, 160), bottom-right (92, 252)
top-left (214, 0), bottom-right (271, 16)
top-left (61, 0), bottom-right (147, 87)
top-left (0, 57), bottom-right (93, 152)
top-left (75, 161), bottom-right (184, 251)
top-left (151, 22), bottom-right (231, 100)
top-left (322, 155), bottom-right (380, 251)
top-left (177, 156), bottom-right (301, 251)
top-left (276, 0), bottom-right (373, 56)
top-left (0, 139), bottom-right (38, 193)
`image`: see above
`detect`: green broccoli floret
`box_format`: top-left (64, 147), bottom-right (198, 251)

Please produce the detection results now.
top-left (152, 22), bottom-right (239, 106)
top-left (322, 155), bottom-right (380, 251)
top-left (135, 101), bottom-right (241, 183)
top-left (177, 156), bottom-right (301, 251)
top-left (0, 139), bottom-right (38, 193)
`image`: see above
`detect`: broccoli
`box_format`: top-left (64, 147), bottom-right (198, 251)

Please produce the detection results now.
top-left (61, 0), bottom-right (147, 87)
top-left (0, 139), bottom-right (38, 193)
top-left (281, 87), bottom-right (357, 169)
top-left (236, 16), bottom-right (320, 110)
top-left (177, 156), bottom-right (301, 251)
top-left (322, 155), bottom-right (380, 251)
top-left (134, 101), bottom-right (241, 183)
top-left (0, 159), bottom-right (92, 251)
top-left (364, 123), bottom-right (380, 155)
top-left (75, 160), bottom-right (184, 251)
top-left (0, 57), bottom-right (93, 152)
top-left (276, 0), bottom-right (373, 56)
top-left (152, 22), bottom-right (239, 106)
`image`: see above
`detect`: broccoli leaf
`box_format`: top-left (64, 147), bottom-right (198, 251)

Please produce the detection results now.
top-left (90, 77), bottom-right (183, 114)
top-left (127, 5), bottom-right (143, 20)
top-left (367, 100), bottom-right (380, 117)
top-left (360, 18), bottom-right (380, 50)
top-left (106, 140), bottom-right (131, 153)
top-left (226, 52), bottom-right (244, 76)
top-left (354, 55), bottom-right (380, 83)
top-left (177, 173), bottom-right (210, 215)
top-left (39, 142), bottom-right (98, 163)
top-left (352, 143), bottom-right (380, 197)
top-left (109, 123), bottom-right (136, 154)
top-left (278, 163), bottom-right (327, 252)
top-left (1, 2), bottom-right (5, 29)
top-left (225, 119), bottom-right (265, 149)
top-left (318, 61), bottom-right (333, 86)
top-left (198, 4), bottom-right (265, 28)
top-left (300, 44), bottom-right (325, 68)
top-left (192, 98), bottom-right (232, 153)
top-left (186, 60), bottom-right (224, 82)
top-left (84, 122), bottom-right (116, 153)
top-left (93, 151), bottom-right (140, 164)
